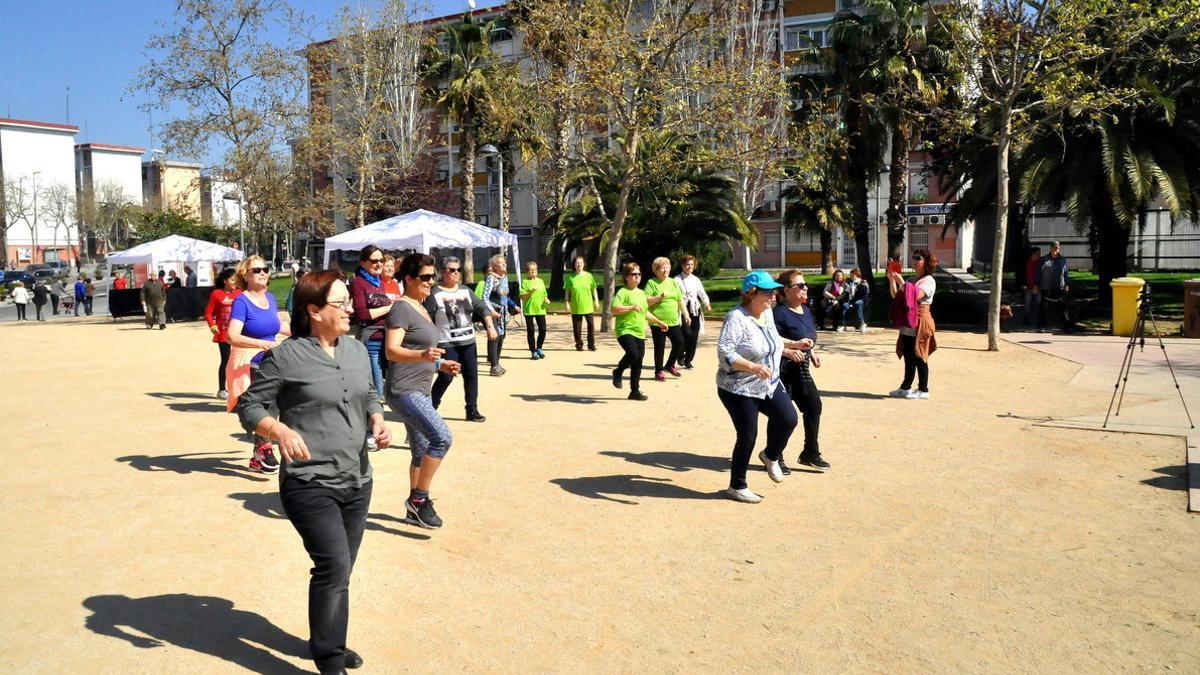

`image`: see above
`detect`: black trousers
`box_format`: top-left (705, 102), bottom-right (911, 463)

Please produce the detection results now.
top-left (899, 334), bottom-right (930, 392)
top-left (718, 385), bottom-right (798, 490)
top-left (615, 334), bottom-right (645, 392)
top-left (34, 302), bottom-right (45, 320)
top-left (525, 314), bottom-right (547, 352)
top-left (487, 334), bottom-right (506, 367)
top-left (432, 341), bottom-right (481, 414)
top-left (217, 342), bottom-right (231, 391)
top-left (650, 324), bottom-right (684, 372)
top-left (15, 303), bottom-right (26, 320)
top-left (280, 476), bottom-right (372, 673)
top-left (783, 366), bottom-right (822, 457)
top-left (50, 295), bottom-right (59, 314)
top-left (1038, 289), bottom-right (1072, 329)
top-left (572, 313), bottom-right (596, 349)
top-left (679, 309), bottom-right (701, 366)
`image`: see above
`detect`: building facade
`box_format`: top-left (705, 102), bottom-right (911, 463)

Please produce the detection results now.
top-left (0, 117), bottom-right (80, 267)
top-left (75, 143), bottom-right (145, 257)
top-left (141, 159), bottom-right (202, 219)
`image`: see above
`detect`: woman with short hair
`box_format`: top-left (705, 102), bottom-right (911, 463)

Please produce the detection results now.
top-left (204, 267), bottom-right (242, 399)
top-left (716, 271), bottom-right (810, 503)
top-left (888, 250), bottom-right (938, 399)
top-left (564, 255), bottom-right (599, 351)
top-left (674, 254), bottom-right (711, 368)
top-left (482, 254), bottom-right (520, 376)
top-left (773, 269), bottom-right (828, 473)
top-left (611, 262), bottom-right (669, 401)
top-left (386, 253), bottom-right (463, 528)
top-left (645, 256), bottom-right (688, 380)
top-left (236, 269), bottom-right (389, 674)
top-left (349, 245), bottom-right (395, 401)
top-left (424, 255), bottom-right (496, 423)
top-left (520, 260), bottom-right (549, 359)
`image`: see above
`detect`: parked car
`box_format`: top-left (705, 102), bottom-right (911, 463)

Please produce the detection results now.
top-left (2, 270), bottom-right (35, 292)
top-left (32, 269), bottom-right (58, 283)
top-left (43, 261), bottom-right (69, 272)
top-left (25, 263), bottom-right (49, 273)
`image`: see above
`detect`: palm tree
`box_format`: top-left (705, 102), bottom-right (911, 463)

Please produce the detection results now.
top-left (782, 162), bottom-right (853, 275)
top-left (426, 13), bottom-right (501, 282)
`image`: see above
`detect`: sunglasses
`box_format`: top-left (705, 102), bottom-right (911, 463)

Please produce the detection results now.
top-left (250, 266), bottom-right (270, 274)
top-left (414, 273), bottom-right (437, 282)
top-left (787, 283), bottom-right (807, 289)
top-left (368, 257), bottom-right (384, 264)
top-left (627, 272), bottom-right (642, 276)
top-left (444, 267), bottom-right (461, 273)
top-left (913, 256), bottom-right (925, 262)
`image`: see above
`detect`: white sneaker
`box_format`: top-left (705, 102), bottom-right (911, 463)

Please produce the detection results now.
top-left (889, 388), bottom-right (913, 398)
top-left (216, 390), bottom-right (228, 400)
top-left (725, 487), bottom-right (763, 503)
top-left (906, 390), bottom-right (930, 400)
top-left (836, 326), bottom-right (845, 332)
top-left (859, 323), bottom-right (868, 332)
top-left (759, 451), bottom-right (784, 483)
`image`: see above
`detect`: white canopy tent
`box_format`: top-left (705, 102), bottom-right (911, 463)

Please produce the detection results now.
top-left (322, 209), bottom-right (520, 273)
top-left (106, 234), bottom-right (244, 284)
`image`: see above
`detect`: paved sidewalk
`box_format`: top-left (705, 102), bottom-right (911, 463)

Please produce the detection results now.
top-left (1003, 331), bottom-right (1199, 511)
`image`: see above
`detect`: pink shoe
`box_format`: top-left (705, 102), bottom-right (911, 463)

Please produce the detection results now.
top-left (654, 371), bottom-right (666, 382)
top-left (668, 366), bottom-right (681, 377)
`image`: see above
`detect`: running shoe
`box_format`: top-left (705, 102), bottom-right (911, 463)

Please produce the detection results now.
top-left (531, 351), bottom-right (541, 360)
top-left (216, 390), bottom-right (228, 400)
top-left (725, 487), bottom-right (763, 503)
top-left (799, 453), bottom-right (831, 471)
top-left (759, 451), bottom-right (783, 483)
top-left (777, 457), bottom-right (792, 476)
top-left (490, 365), bottom-right (506, 376)
top-left (465, 410), bottom-right (487, 423)
top-left (248, 456), bottom-right (265, 473)
top-left (628, 390), bottom-right (648, 401)
top-left (859, 323), bottom-right (868, 332)
top-left (405, 498), bottom-right (443, 529)
top-left (906, 390), bottom-right (930, 400)
top-left (612, 369), bottom-right (622, 389)
top-left (654, 371), bottom-right (666, 382)
top-left (256, 444), bottom-right (279, 473)
top-left (667, 366), bottom-right (681, 377)
top-left (682, 361), bottom-right (694, 370)
top-left (536, 349), bottom-right (546, 358)
top-left (888, 388), bottom-right (913, 398)
top-left (835, 326), bottom-right (845, 332)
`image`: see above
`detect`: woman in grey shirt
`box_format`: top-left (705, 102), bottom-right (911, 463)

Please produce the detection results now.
top-left (236, 269), bottom-right (391, 674)
top-left (386, 253), bottom-right (462, 530)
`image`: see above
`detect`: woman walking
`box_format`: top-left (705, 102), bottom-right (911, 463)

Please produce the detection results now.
top-left (482, 255), bottom-right (520, 376)
top-left (11, 282), bottom-right (29, 320)
top-left (236, 270), bottom-right (389, 675)
top-left (772, 269), bottom-right (829, 473)
top-left (888, 250), bottom-right (938, 399)
top-left (611, 262), bottom-right (669, 401)
top-left (226, 255), bottom-right (289, 474)
top-left (520, 261), bottom-right (549, 359)
top-left (204, 268), bottom-right (242, 400)
top-left (716, 271), bottom-right (811, 503)
top-left (645, 256), bottom-right (687, 380)
top-left (675, 254), bottom-right (711, 369)
top-left (424, 256), bottom-right (496, 423)
top-left (349, 245), bottom-right (395, 401)
top-left (564, 255), bottom-right (599, 351)
top-left (386, 253), bottom-right (462, 529)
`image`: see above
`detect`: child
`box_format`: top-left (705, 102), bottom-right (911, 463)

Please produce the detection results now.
top-left (520, 261), bottom-right (549, 359)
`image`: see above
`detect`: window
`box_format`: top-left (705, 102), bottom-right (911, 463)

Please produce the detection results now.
top-left (489, 17), bottom-right (513, 43)
top-left (763, 228), bottom-right (781, 252)
top-left (784, 26), bottom-right (830, 51)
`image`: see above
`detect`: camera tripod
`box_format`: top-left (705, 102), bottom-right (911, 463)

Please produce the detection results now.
top-left (1103, 287), bottom-right (1194, 429)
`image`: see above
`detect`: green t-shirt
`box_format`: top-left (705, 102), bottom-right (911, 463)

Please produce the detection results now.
top-left (520, 277), bottom-right (548, 315)
top-left (564, 272), bottom-right (597, 315)
top-left (644, 276), bottom-right (683, 327)
top-left (613, 286), bottom-right (649, 339)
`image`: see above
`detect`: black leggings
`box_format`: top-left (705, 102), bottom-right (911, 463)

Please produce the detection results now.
top-left (783, 367), bottom-right (822, 457)
top-left (572, 314), bottom-right (595, 349)
top-left (680, 309), bottom-right (701, 365)
top-left (16, 303), bottom-right (26, 320)
top-left (217, 342), bottom-right (231, 391)
top-left (899, 334), bottom-right (929, 392)
top-left (525, 314), bottom-right (547, 352)
top-left (432, 341), bottom-right (481, 414)
top-left (615, 334), bottom-right (645, 392)
top-left (650, 324), bottom-right (684, 372)
top-left (717, 386), bottom-right (798, 490)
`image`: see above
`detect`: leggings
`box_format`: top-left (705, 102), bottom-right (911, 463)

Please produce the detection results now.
top-left (525, 314), bottom-right (547, 352)
top-left (680, 309), bottom-right (701, 365)
top-left (718, 385), bottom-right (798, 490)
top-left (487, 334), bottom-right (506, 367)
top-left (217, 342), bottom-right (231, 391)
top-left (783, 366), bottom-right (822, 457)
top-left (572, 313), bottom-right (596, 349)
top-left (388, 391), bottom-right (452, 467)
top-left (15, 303), bottom-right (26, 320)
top-left (615, 334), bottom-right (645, 392)
top-left (431, 341), bottom-right (480, 414)
top-left (899, 334), bottom-right (930, 392)
top-left (650, 324), bottom-right (684, 372)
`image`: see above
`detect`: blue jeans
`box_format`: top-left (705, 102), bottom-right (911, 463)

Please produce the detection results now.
top-left (848, 299), bottom-right (866, 326)
top-left (387, 391), bottom-right (452, 467)
top-left (364, 338), bottom-right (384, 398)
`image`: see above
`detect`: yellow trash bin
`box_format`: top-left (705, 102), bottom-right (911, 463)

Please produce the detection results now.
top-left (1110, 277), bottom-right (1145, 336)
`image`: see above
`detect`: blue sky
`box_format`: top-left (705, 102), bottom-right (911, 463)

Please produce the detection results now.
top-left (0, 1), bottom-right (498, 164)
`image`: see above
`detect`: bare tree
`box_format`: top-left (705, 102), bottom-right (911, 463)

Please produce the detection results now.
top-left (80, 179), bottom-right (142, 255)
top-left (40, 183), bottom-right (75, 264)
top-left (1, 175), bottom-right (37, 267)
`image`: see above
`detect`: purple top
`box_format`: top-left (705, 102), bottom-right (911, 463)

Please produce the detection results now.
top-left (231, 292), bottom-right (281, 364)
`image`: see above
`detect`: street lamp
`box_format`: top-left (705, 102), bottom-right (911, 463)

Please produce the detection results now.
top-left (478, 144), bottom-right (504, 234)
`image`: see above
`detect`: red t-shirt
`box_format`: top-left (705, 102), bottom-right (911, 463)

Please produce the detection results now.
top-left (382, 278), bottom-right (402, 300)
top-left (113, 277), bottom-right (128, 290)
top-left (1025, 259), bottom-right (1039, 290)
top-left (205, 288), bottom-right (243, 343)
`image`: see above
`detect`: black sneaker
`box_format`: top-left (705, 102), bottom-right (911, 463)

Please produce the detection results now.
top-left (777, 457), bottom-right (792, 476)
top-left (405, 498), bottom-right (443, 529)
top-left (612, 369), bottom-right (622, 389)
top-left (682, 361), bottom-right (694, 370)
top-left (799, 454), bottom-right (830, 471)
top-left (628, 390), bottom-right (648, 401)
top-left (465, 410), bottom-right (487, 423)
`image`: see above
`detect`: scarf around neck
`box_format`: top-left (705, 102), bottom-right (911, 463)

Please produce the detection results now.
top-left (356, 266), bottom-right (381, 287)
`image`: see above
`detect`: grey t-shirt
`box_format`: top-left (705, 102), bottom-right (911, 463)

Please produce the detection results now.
top-left (385, 299), bottom-right (439, 396)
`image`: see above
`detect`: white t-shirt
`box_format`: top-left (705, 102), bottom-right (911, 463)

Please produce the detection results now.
top-left (427, 285), bottom-right (478, 345)
top-left (899, 276), bottom-right (935, 336)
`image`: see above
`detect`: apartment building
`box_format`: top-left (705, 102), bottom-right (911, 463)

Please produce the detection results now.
top-left (0, 117), bottom-right (80, 267)
top-left (75, 143), bottom-right (144, 257)
top-left (141, 159), bottom-right (203, 219)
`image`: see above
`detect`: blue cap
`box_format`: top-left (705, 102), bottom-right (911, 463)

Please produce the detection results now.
top-left (741, 270), bottom-right (783, 293)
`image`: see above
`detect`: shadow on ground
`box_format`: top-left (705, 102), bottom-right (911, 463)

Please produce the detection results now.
top-left (117, 452), bottom-right (270, 483)
top-left (1141, 465), bottom-right (1191, 491)
top-left (510, 393), bottom-right (616, 404)
top-left (228, 492), bottom-right (431, 540)
top-left (551, 474), bottom-right (724, 505)
top-left (146, 391), bottom-right (226, 413)
top-left (82, 593), bottom-right (308, 673)
top-left (599, 450), bottom-right (728, 473)
top-left (821, 389), bottom-right (888, 400)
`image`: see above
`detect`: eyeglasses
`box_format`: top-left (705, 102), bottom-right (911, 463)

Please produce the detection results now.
top-left (415, 273), bottom-right (437, 282)
top-left (444, 267), bottom-right (461, 273)
top-left (326, 297), bottom-right (353, 312)
top-left (250, 266), bottom-right (270, 274)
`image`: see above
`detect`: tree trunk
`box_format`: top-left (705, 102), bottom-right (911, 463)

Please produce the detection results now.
top-left (820, 229), bottom-right (833, 275)
top-left (600, 130), bottom-right (640, 332)
top-left (886, 124), bottom-right (909, 261)
top-left (845, 101), bottom-right (875, 289)
top-left (459, 112), bottom-right (477, 283)
top-left (1094, 201), bottom-right (1130, 307)
top-left (987, 117), bottom-right (1012, 352)
top-left (548, 240), bottom-right (565, 302)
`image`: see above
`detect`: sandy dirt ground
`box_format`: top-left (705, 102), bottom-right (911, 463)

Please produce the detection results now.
top-left (0, 314), bottom-right (1197, 673)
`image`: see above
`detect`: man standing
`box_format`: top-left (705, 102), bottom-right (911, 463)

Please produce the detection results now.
top-left (141, 275), bottom-right (167, 330)
top-left (1037, 241), bottom-right (1072, 332)
top-left (73, 276), bottom-right (86, 316)
top-left (184, 265), bottom-right (197, 288)
top-left (84, 278), bottom-right (96, 315)
top-left (50, 278), bottom-right (64, 315)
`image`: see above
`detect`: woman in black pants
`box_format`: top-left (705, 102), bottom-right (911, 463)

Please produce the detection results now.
top-left (772, 269), bottom-right (830, 473)
top-left (236, 270), bottom-right (391, 674)
top-left (611, 262), bottom-right (669, 401)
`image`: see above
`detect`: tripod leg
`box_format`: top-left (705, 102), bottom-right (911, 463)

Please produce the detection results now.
top-left (1145, 309), bottom-right (1196, 429)
top-left (1104, 322), bottom-right (1140, 427)
top-left (1113, 311), bottom-right (1146, 418)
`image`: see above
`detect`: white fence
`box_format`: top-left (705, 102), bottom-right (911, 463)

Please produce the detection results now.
top-left (1028, 209), bottom-right (1200, 270)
